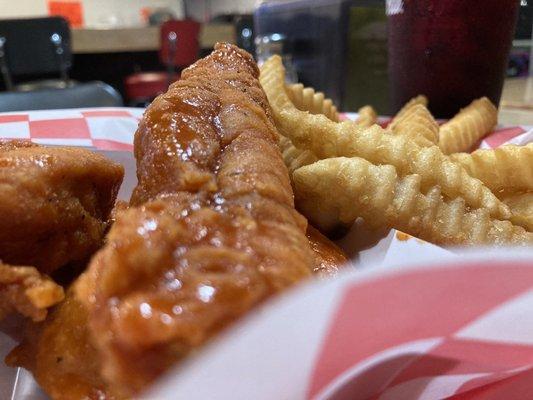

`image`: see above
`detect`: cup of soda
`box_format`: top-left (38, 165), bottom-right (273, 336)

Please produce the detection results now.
top-left (387, 0), bottom-right (520, 118)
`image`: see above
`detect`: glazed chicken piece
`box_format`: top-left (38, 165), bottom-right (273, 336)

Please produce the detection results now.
top-left (5, 224), bottom-right (348, 400)
top-left (6, 290), bottom-right (115, 400)
top-left (307, 225), bottom-right (348, 277)
top-left (74, 43), bottom-right (315, 397)
top-left (0, 141), bottom-right (124, 274)
top-left (0, 263), bottom-right (64, 322)
top-left (6, 45), bottom-right (348, 400)
top-left (2, 143), bottom-right (124, 396)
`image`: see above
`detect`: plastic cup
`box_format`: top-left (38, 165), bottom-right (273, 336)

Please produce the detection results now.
top-left (388, 0), bottom-right (520, 118)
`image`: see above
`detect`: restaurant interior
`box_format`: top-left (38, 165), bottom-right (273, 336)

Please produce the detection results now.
top-left (0, 2), bottom-right (532, 399)
top-left (0, 0), bottom-right (531, 122)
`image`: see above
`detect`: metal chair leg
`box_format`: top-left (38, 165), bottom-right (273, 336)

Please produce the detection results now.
top-left (167, 31), bottom-right (177, 88)
top-left (0, 37), bottom-right (13, 91)
top-left (50, 33), bottom-right (69, 85)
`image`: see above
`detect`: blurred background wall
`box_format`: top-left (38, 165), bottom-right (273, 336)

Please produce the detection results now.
top-left (0, 0), bottom-right (184, 27)
top-left (185, 0), bottom-right (255, 22)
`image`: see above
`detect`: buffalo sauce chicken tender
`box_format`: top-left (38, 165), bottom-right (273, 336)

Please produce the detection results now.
top-left (74, 43), bottom-right (315, 397)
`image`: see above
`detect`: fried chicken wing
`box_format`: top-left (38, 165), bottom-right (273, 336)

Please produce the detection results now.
top-left (0, 141), bottom-right (124, 274)
top-left (0, 142), bottom-right (124, 396)
top-left (6, 290), bottom-right (115, 400)
top-left (0, 263), bottom-right (64, 321)
top-left (75, 43), bottom-right (314, 397)
top-left (5, 224), bottom-right (347, 400)
top-left (307, 225), bottom-right (348, 277)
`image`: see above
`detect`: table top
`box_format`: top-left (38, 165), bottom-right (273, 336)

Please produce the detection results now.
top-left (500, 77), bottom-right (533, 125)
top-left (71, 23), bottom-right (236, 54)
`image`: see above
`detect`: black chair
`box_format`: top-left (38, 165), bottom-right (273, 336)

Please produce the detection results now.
top-left (0, 17), bottom-right (73, 91)
top-left (0, 81), bottom-right (123, 112)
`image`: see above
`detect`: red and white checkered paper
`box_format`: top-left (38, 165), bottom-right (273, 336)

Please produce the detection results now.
top-left (0, 108), bottom-right (531, 150)
top-left (147, 252), bottom-right (533, 400)
top-left (0, 108), bottom-right (143, 150)
top-left (0, 108), bottom-right (531, 400)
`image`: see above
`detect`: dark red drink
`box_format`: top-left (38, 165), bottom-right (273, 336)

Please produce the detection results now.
top-left (388, 0), bottom-right (520, 118)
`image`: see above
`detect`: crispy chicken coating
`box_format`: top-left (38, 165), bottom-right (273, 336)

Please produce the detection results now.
top-left (75, 43), bottom-right (314, 396)
top-left (307, 225), bottom-right (348, 277)
top-left (0, 263), bottom-right (64, 321)
top-left (6, 291), bottom-right (115, 400)
top-left (0, 141), bottom-right (124, 274)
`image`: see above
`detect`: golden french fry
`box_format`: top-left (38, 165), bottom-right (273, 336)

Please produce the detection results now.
top-left (438, 97), bottom-right (498, 154)
top-left (281, 83), bottom-right (338, 173)
top-left (354, 105), bottom-right (377, 128)
top-left (280, 136), bottom-right (318, 174)
top-left (449, 144), bottom-right (533, 196)
top-left (388, 103), bottom-right (439, 147)
top-left (285, 83), bottom-right (339, 122)
top-left (281, 111), bottom-right (509, 220)
top-left (259, 56), bottom-right (510, 220)
top-left (502, 192), bottom-right (533, 232)
top-left (293, 157), bottom-right (533, 245)
top-left (389, 95), bottom-right (428, 126)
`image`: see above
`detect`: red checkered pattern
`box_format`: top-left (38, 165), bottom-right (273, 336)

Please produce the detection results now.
top-left (0, 108), bottom-right (143, 150)
top-left (0, 108), bottom-right (529, 152)
top-left (308, 261), bottom-right (533, 400)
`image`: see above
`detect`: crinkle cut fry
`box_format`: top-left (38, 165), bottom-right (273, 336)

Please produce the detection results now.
top-left (450, 144), bottom-right (533, 195)
top-left (281, 83), bottom-right (338, 174)
top-left (285, 83), bottom-right (339, 122)
top-left (438, 97), bottom-right (498, 154)
top-left (259, 55), bottom-right (510, 221)
top-left (389, 94), bottom-right (428, 126)
top-left (76, 43), bottom-right (313, 397)
top-left (293, 157), bottom-right (533, 245)
top-left (388, 103), bottom-right (439, 147)
top-left (280, 135), bottom-right (318, 174)
top-left (354, 105), bottom-right (377, 128)
top-left (502, 192), bottom-right (533, 232)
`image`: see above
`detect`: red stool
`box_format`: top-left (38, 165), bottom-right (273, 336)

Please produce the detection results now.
top-left (124, 19), bottom-right (200, 105)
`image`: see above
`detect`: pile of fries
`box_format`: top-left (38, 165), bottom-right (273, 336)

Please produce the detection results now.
top-left (259, 56), bottom-right (533, 246)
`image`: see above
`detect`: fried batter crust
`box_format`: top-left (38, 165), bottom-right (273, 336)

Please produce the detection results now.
top-left (75, 43), bottom-right (314, 396)
top-left (6, 292), bottom-right (116, 400)
top-left (307, 225), bottom-right (348, 277)
top-left (0, 141), bottom-right (124, 273)
top-left (0, 263), bottom-right (64, 321)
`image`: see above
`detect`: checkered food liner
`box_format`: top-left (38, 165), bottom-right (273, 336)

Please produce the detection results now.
top-left (0, 108), bottom-right (531, 399)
